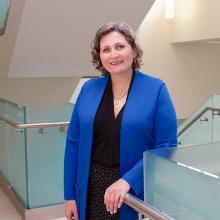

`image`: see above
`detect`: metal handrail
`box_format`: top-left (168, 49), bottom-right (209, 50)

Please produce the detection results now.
top-left (1, 106), bottom-right (219, 135)
top-left (3, 107), bottom-right (219, 219)
top-left (125, 193), bottom-right (173, 220)
top-left (177, 107), bottom-right (220, 137)
top-left (0, 115), bottom-right (69, 129)
top-left (0, 116), bottom-right (174, 219)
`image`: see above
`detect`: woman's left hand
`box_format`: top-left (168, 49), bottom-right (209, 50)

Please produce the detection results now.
top-left (104, 178), bottom-right (130, 214)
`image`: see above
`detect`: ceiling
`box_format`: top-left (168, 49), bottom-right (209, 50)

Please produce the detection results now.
top-left (1, 0), bottom-right (155, 78)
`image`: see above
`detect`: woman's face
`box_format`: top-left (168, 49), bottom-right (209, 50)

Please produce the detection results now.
top-left (99, 31), bottom-right (136, 76)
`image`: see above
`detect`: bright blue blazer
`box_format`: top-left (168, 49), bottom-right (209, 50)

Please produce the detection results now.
top-left (64, 71), bottom-right (177, 220)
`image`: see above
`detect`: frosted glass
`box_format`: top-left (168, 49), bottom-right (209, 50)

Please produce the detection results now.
top-left (0, 99), bottom-right (9, 180)
top-left (178, 95), bottom-right (213, 133)
top-left (25, 104), bottom-right (73, 208)
top-left (178, 110), bottom-right (212, 146)
top-left (7, 123), bottom-right (27, 206)
top-left (0, 100), bottom-right (73, 208)
top-left (25, 104), bottom-right (72, 123)
top-left (178, 95), bottom-right (220, 145)
top-left (212, 95), bottom-right (220, 109)
top-left (26, 127), bottom-right (66, 208)
top-left (0, 99), bottom-right (27, 206)
top-left (144, 143), bottom-right (220, 220)
top-left (212, 95), bottom-right (220, 142)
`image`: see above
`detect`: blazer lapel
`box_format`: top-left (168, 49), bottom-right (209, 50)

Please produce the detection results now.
top-left (120, 71), bottom-right (139, 171)
top-left (80, 75), bottom-right (109, 218)
top-left (84, 75), bottom-right (109, 154)
top-left (88, 75), bottom-right (109, 126)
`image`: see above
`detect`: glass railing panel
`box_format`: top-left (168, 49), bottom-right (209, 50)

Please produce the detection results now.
top-left (25, 104), bottom-right (73, 123)
top-left (212, 95), bottom-right (220, 108)
top-left (144, 143), bottom-right (220, 220)
top-left (212, 95), bottom-right (220, 142)
top-left (25, 104), bottom-right (73, 208)
top-left (0, 98), bottom-right (9, 180)
top-left (178, 95), bottom-right (213, 134)
top-left (0, 0), bottom-right (10, 35)
top-left (178, 95), bottom-right (220, 146)
top-left (178, 95), bottom-right (216, 146)
top-left (0, 98), bottom-right (28, 206)
top-left (7, 123), bottom-right (27, 206)
top-left (5, 101), bottom-right (25, 123)
top-left (178, 110), bottom-right (213, 146)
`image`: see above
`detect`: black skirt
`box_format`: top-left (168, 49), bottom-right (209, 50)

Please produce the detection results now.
top-left (86, 163), bottom-right (120, 220)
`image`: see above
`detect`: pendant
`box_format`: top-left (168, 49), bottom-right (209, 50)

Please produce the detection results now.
top-left (114, 100), bottom-right (120, 106)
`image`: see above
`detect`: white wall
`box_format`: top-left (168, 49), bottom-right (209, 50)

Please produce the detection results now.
top-left (5, 0), bottom-right (154, 78)
top-left (172, 0), bottom-right (220, 42)
top-left (3, 0), bottom-right (220, 116)
top-left (137, 0), bottom-right (220, 119)
top-left (0, 0), bottom-right (154, 106)
top-left (0, 77), bottom-right (79, 106)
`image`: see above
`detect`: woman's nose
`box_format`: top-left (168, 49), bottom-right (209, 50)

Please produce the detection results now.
top-left (110, 49), bottom-right (119, 58)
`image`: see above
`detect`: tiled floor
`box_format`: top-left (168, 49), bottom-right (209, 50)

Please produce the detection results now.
top-left (0, 187), bottom-right (66, 220)
top-left (0, 187), bottom-right (22, 220)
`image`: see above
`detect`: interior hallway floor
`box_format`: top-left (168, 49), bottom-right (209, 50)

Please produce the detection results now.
top-left (0, 186), bottom-right (66, 220)
top-left (0, 186), bottom-right (22, 220)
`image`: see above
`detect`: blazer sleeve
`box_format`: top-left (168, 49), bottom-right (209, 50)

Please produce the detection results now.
top-left (64, 83), bottom-right (86, 200)
top-left (122, 83), bottom-right (177, 196)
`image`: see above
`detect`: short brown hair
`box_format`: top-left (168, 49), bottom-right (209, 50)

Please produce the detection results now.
top-left (91, 22), bottom-right (143, 75)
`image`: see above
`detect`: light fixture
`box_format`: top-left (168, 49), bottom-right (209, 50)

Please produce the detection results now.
top-left (165, 0), bottom-right (174, 19)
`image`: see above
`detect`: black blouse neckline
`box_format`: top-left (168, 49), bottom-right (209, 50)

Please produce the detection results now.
top-left (108, 78), bottom-right (126, 121)
top-left (90, 71), bottom-right (135, 167)
top-left (109, 71), bottom-right (135, 118)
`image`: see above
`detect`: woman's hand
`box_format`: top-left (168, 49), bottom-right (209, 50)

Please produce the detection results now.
top-left (104, 178), bottom-right (130, 215)
top-left (65, 200), bottom-right (79, 220)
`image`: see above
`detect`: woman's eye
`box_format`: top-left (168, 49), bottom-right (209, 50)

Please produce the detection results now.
top-left (102, 48), bottom-right (110, 53)
top-left (117, 45), bottom-right (125, 50)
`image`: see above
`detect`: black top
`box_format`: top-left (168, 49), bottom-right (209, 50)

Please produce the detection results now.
top-left (91, 73), bottom-right (135, 167)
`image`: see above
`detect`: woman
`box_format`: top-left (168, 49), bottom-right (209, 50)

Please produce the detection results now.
top-left (64, 22), bottom-right (177, 220)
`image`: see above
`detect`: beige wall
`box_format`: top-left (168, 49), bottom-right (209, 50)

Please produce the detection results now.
top-left (137, 0), bottom-right (220, 119)
top-left (173, 0), bottom-right (220, 42)
top-left (4, 0), bottom-right (153, 78)
top-left (0, 77), bottom-right (79, 106)
top-left (0, 0), bottom-right (154, 106)
top-left (3, 0), bottom-right (220, 117)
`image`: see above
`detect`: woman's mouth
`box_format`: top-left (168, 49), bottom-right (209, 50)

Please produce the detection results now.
top-left (110, 61), bottom-right (123, 65)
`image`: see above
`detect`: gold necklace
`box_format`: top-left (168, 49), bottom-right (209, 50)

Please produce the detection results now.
top-left (113, 90), bottom-right (128, 109)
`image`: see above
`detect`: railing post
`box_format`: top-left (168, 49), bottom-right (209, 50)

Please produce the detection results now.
top-left (138, 213), bottom-right (150, 220)
top-left (138, 213), bottom-right (143, 220)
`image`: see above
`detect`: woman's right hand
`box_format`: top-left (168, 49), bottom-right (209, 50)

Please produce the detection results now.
top-left (65, 200), bottom-right (79, 220)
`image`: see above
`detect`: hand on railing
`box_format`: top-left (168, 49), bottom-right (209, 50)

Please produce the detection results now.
top-left (104, 179), bottom-right (130, 214)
